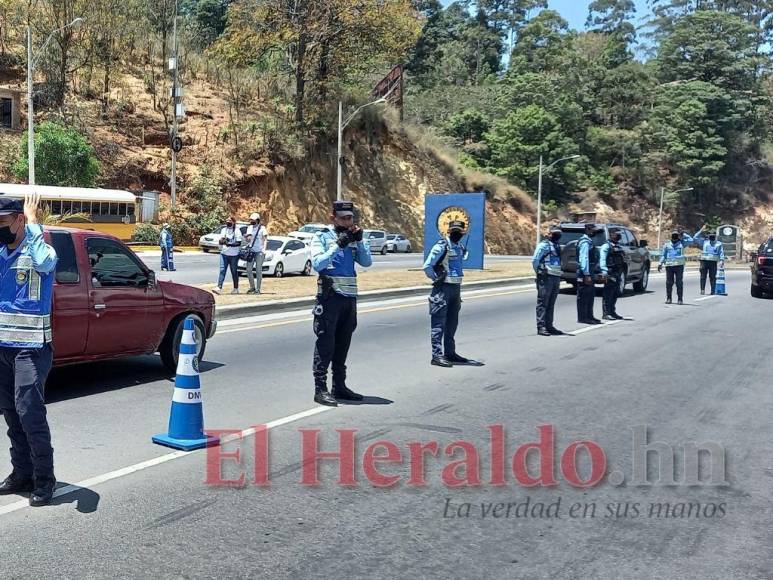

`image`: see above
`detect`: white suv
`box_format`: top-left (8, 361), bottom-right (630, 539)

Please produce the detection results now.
top-left (363, 229), bottom-right (388, 255)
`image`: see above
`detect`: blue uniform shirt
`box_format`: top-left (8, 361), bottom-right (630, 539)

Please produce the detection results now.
top-left (692, 229), bottom-right (725, 261)
top-left (660, 233), bottom-right (694, 266)
top-left (0, 224), bottom-right (58, 349)
top-left (160, 228), bottom-right (173, 249)
top-left (532, 239), bottom-right (562, 276)
top-left (577, 235), bottom-right (593, 276)
top-left (599, 240), bottom-right (620, 275)
top-left (311, 228), bottom-right (372, 297)
top-left (423, 238), bottom-right (465, 283)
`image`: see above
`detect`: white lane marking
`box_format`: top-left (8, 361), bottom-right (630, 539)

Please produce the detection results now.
top-left (568, 320), bottom-right (623, 335)
top-left (0, 406), bottom-right (333, 517)
top-left (695, 295), bottom-right (719, 302)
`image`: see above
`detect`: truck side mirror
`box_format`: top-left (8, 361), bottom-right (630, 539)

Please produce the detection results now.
top-left (147, 270), bottom-right (157, 288)
top-left (639, 240), bottom-right (648, 248)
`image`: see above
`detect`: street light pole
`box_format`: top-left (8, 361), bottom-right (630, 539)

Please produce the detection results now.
top-left (535, 154), bottom-right (580, 247)
top-left (170, 0), bottom-right (179, 210)
top-left (656, 186), bottom-right (693, 250)
top-left (25, 18), bottom-right (83, 186)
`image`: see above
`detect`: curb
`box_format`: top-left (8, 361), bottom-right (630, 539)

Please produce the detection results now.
top-left (216, 276), bottom-right (536, 321)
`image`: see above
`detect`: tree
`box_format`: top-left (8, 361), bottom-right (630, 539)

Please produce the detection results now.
top-left (14, 122), bottom-right (100, 187)
top-left (508, 10), bottom-right (572, 76)
top-left (586, 0), bottom-right (637, 66)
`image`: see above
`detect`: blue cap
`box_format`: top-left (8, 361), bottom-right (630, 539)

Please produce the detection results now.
top-left (332, 200), bottom-right (354, 216)
top-left (0, 197), bottom-right (23, 216)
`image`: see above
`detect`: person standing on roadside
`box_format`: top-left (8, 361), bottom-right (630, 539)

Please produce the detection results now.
top-left (160, 223), bottom-right (175, 272)
top-left (0, 193), bottom-right (59, 507)
top-left (658, 229), bottom-right (694, 305)
top-left (577, 223), bottom-right (601, 324)
top-left (244, 212), bottom-right (268, 295)
top-left (693, 225), bottom-right (725, 295)
top-left (599, 229), bottom-right (625, 321)
top-left (213, 217), bottom-right (242, 295)
top-left (532, 226), bottom-right (564, 336)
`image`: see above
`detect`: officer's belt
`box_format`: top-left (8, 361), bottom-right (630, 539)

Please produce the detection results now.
top-left (664, 257), bottom-right (686, 266)
top-left (445, 275), bottom-right (463, 284)
top-left (545, 264), bottom-right (562, 276)
top-left (701, 253), bottom-right (720, 261)
top-left (0, 312), bottom-right (51, 329)
top-left (326, 276), bottom-right (358, 296)
top-left (0, 312), bottom-right (52, 345)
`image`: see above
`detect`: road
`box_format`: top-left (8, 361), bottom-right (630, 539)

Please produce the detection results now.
top-left (139, 251), bottom-right (529, 287)
top-left (1, 269), bottom-right (770, 579)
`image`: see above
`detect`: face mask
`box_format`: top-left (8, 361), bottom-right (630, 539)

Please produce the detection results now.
top-left (671, 237), bottom-right (679, 243)
top-left (611, 236), bottom-right (621, 244)
top-left (550, 233), bottom-right (561, 243)
top-left (709, 236), bottom-right (716, 242)
top-left (0, 226), bottom-right (15, 245)
top-left (449, 231), bottom-right (463, 243)
top-left (334, 224), bottom-right (349, 234)
top-left (226, 222), bottom-right (234, 228)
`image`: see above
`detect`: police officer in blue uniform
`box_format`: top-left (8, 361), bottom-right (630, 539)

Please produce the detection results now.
top-left (693, 225), bottom-right (725, 295)
top-left (0, 193), bottom-right (58, 506)
top-left (160, 223), bottom-right (175, 271)
top-left (599, 228), bottom-right (625, 321)
top-left (310, 201), bottom-right (372, 407)
top-left (532, 226), bottom-right (564, 336)
top-left (577, 223), bottom-right (601, 324)
top-left (657, 229), bottom-right (694, 304)
top-left (424, 220), bottom-right (479, 367)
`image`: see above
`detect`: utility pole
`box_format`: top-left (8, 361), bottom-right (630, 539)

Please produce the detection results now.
top-left (169, 0), bottom-right (183, 210)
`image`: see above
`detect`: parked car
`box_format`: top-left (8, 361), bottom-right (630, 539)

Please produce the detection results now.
top-left (287, 223), bottom-right (330, 244)
top-left (363, 229), bottom-right (389, 255)
top-left (558, 223), bottom-right (651, 294)
top-left (199, 222), bottom-right (248, 252)
top-left (750, 237), bottom-right (773, 298)
top-left (47, 227), bottom-right (216, 373)
top-left (238, 236), bottom-right (312, 278)
top-left (385, 233), bottom-right (412, 253)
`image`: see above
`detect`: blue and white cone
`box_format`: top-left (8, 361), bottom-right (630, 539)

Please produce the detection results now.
top-left (152, 316), bottom-right (218, 451)
top-left (715, 266), bottom-right (727, 296)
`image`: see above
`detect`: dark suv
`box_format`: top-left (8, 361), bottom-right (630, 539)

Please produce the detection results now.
top-left (751, 238), bottom-right (773, 298)
top-left (558, 223), bottom-right (651, 294)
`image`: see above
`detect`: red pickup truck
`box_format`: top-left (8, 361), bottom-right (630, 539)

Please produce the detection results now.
top-left (46, 227), bottom-right (216, 372)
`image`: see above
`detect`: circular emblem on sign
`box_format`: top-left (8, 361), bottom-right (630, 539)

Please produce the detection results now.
top-left (15, 270), bottom-right (27, 285)
top-left (171, 136), bottom-right (183, 153)
top-left (722, 227), bottom-right (733, 236)
top-left (437, 206), bottom-right (470, 236)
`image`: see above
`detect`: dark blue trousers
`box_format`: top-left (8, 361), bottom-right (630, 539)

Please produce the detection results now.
top-left (0, 344), bottom-right (54, 479)
top-left (429, 283), bottom-right (461, 358)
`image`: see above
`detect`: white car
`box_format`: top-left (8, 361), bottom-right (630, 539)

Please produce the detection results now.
top-left (238, 236), bottom-right (312, 278)
top-left (199, 222), bottom-right (248, 253)
top-left (385, 233), bottom-right (412, 253)
top-left (287, 223), bottom-right (330, 244)
top-left (363, 229), bottom-right (389, 254)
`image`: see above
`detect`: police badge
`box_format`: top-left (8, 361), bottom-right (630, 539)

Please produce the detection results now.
top-left (16, 269), bottom-right (27, 285)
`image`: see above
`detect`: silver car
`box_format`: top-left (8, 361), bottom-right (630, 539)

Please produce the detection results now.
top-left (363, 229), bottom-right (389, 255)
top-left (385, 233), bottom-right (412, 253)
top-left (199, 222), bottom-right (248, 253)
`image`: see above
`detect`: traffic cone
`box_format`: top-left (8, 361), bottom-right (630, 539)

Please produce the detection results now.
top-left (715, 266), bottom-right (727, 296)
top-left (152, 316), bottom-right (219, 451)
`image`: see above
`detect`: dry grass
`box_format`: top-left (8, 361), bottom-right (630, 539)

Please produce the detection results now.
top-left (206, 261), bottom-right (535, 305)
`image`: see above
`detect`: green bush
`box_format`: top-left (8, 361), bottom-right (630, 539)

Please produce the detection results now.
top-left (13, 122), bottom-right (100, 187)
top-left (132, 223), bottom-right (161, 244)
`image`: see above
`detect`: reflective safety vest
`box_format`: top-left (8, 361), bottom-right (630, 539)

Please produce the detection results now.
top-left (700, 240), bottom-right (723, 261)
top-left (0, 249), bottom-right (54, 348)
top-left (537, 241), bottom-right (562, 276)
top-left (316, 229), bottom-right (363, 297)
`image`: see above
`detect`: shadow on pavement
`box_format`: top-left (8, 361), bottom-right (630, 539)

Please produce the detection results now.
top-left (51, 483), bottom-right (101, 513)
top-left (46, 357), bottom-right (224, 403)
top-left (339, 396), bottom-right (394, 406)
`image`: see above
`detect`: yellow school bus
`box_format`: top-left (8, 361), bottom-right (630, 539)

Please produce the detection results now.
top-left (0, 183), bottom-right (140, 240)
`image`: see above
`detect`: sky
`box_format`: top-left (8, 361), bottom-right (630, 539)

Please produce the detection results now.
top-left (440, 0), bottom-right (652, 32)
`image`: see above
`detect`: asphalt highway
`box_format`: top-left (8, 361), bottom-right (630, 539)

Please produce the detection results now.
top-left (139, 251), bottom-right (529, 287)
top-left (0, 269), bottom-right (770, 579)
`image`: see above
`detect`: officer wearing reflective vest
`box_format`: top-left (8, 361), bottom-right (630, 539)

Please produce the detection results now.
top-left (532, 226), bottom-right (564, 336)
top-left (160, 223), bottom-right (175, 271)
top-left (423, 220), bottom-right (478, 367)
top-left (310, 201), bottom-right (372, 407)
top-left (599, 229), bottom-right (625, 320)
top-left (0, 193), bottom-right (58, 507)
top-left (577, 223), bottom-right (601, 324)
top-left (692, 225), bottom-right (725, 295)
top-left (657, 229), bottom-right (694, 304)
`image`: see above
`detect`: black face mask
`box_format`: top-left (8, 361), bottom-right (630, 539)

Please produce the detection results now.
top-left (334, 225), bottom-right (349, 234)
top-left (449, 231), bottom-right (464, 243)
top-left (671, 236), bottom-right (680, 243)
top-left (610, 236), bottom-right (621, 244)
top-left (0, 220), bottom-right (19, 245)
top-left (550, 233), bottom-right (561, 243)
top-left (709, 236), bottom-right (716, 243)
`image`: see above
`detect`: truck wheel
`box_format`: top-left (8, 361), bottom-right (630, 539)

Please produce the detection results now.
top-left (617, 270), bottom-right (627, 295)
top-left (381, 246), bottom-right (388, 255)
top-left (633, 266), bottom-right (649, 292)
top-left (160, 314), bottom-right (207, 374)
top-left (751, 283), bottom-right (764, 298)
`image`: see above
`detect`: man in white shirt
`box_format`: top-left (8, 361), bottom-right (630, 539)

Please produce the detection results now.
top-left (214, 217), bottom-right (243, 295)
top-left (245, 212), bottom-right (268, 294)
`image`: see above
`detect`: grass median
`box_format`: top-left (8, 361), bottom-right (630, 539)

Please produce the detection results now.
top-left (202, 261), bottom-right (536, 305)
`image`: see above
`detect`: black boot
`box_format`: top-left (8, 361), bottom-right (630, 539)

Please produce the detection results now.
top-left (314, 390), bottom-right (338, 407)
top-left (431, 355), bottom-right (453, 368)
top-left (29, 476), bottom-right (56, 507)
top-left (0, 472), bottom-right (34, 495)
top-left (537, 328), bottom-right (551, 336)
top-left (547, 327), bottom-right (565, 335)
top-left (332, 384), bottom-right (364, 401)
